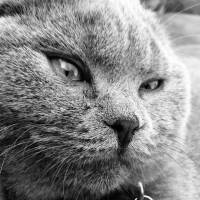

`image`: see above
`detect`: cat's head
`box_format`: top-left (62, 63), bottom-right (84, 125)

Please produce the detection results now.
top-left (0, 0), bottom-right (190, 199)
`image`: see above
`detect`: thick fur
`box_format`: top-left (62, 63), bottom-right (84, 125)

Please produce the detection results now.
top-left (0, 0), bottom-right (199, 200)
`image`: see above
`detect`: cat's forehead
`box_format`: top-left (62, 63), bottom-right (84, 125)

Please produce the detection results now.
top-left (73, 0), bottom-right (152, 62)
top-left (42, 0), bottom-right (165, 73)
top-left (1, 0), bottom-right (169, 75)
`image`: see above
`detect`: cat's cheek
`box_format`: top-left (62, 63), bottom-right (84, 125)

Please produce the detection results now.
top-left (143, 78), bottom-right (188, 128)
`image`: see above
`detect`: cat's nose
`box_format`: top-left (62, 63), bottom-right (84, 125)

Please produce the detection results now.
top-left (106, 117), bottom-right (139, 150)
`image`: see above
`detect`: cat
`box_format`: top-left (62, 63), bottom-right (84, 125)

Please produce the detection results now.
top-left (0, 0), bottom-right (199, 200)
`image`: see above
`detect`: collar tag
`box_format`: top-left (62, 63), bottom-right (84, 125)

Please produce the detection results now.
top-left (134, 182), bottom-right (154, 200)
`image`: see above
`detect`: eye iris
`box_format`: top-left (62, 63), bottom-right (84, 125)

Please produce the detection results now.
top-left (63, 67), bottom-right (76, 78)
top-left (141, 79), bottom-right (163, 91)
top-left (60, 59), bottom-right (79, 79)
top-left (50, 58), bottom-right (81, 81)
top-left (148, 81), bottom-right (158, 90)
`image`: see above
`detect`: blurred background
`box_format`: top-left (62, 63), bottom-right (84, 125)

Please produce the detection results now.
top-left (141, 0), bottom-right (200, 64)
top-left (141, 0), bottom-right (200, 14)
top-left (141, 0), bottom-right (200, 63)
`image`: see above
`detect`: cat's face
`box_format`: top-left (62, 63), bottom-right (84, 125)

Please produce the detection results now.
top-left (0, 0), bottom-right (190, 199)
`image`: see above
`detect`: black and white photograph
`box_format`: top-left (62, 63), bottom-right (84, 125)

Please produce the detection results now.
top-left (0, 0), bottom-right (200, 199)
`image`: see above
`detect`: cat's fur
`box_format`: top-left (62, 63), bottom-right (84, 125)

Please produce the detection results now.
top-left (0, 0), bottom-right (199, 200)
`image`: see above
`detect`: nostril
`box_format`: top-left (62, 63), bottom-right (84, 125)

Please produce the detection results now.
top-left (104, 117), bottom-right (140, 149)
top-left (112, 119), bottom-right (139, 134)
top-left (111, 121), bottom-right (124, 132)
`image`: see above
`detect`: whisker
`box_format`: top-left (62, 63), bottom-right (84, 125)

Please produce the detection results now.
top-left (15, 147), bottom-right (57, 163)
top-left (170, 34), bottom-right (200, 43)
top-left (0, 125), bottom-right (37, 157)
top-left (0, 123), bottom-right (18, 133)
top-left (159, 140), bottom-right (188, 156)
top-left (161, 149), bottom-right (189, 176)
top-left (0, 141), bottom-right (31, 174)
top-left (74, 184), bottom-right (83, 200)
top-left (50, 160), bottom-right (66, 189)
top-left (162, 143), bottom-right (196, 166)
top-left (11, 143), bottom-right (68, 162)
top-left (36, 161), bottom-right (61, 185)
top-left (62, 161), bottom-right (73, 197)
top-left (0, 141), bottom-right (31, 157)
top-left (163, 2), bottom-right (200, 27)
top-left (0, 155), bottom-right (6, 175)
top-left (174, 45), bottom-right (200, 54)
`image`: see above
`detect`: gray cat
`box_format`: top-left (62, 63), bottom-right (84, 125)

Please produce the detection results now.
top-left (0, 0), bottom-right (199, 200)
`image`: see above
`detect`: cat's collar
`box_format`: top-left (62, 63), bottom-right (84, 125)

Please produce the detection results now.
top-left (135, 182), bottom-right (154, 200)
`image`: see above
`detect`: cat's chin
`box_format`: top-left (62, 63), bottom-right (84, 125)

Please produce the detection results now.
top-left (61, 161), bottom-right (160, 200)
top-left (59, 169), bottom-right (136, 200)
top-left (61, 157), bottom-right (150, 199)
top-left (66, 151), bottom-right (163, 199)
top-left (61, 165), bottom-right (145, 200)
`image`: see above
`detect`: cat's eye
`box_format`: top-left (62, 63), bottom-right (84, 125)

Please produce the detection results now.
top-left (44, 50), bottom-right (92, 83)
top-left (50, 59), bottom-right (81, 81)
top-left (139, 79), bottom-right (164, 92)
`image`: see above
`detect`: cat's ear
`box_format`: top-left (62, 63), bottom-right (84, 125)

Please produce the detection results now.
top-left (0, 0), bottom-right (24, 17)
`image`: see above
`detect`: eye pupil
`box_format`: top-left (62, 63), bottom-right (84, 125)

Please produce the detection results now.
top-left (64, 70), bottom-right (70, 77)
top-left (145, 84), bottom-right (153, 90)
